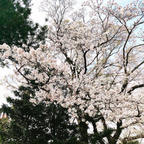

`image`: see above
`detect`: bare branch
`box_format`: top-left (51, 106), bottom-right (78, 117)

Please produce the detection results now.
top-left (128, 83), bottom-right (144, 94)
top-left (126, 44), bottom-right (144, 67)
top-left (82, 49), bottom-right (90, 74)
top-left (131, 60), bottom-right (144, 73)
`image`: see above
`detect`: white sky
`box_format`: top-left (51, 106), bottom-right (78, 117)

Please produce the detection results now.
top-left (31, 0), bottom-right (85, 25)
top-left (31, 0), bottom-right (46, 25)
top-left (0, 67), bottom-right (14, 106)
top-left (30, 0), bottom-right (133, 24)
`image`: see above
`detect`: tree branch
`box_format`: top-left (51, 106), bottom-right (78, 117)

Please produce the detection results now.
top-left (82, 49), bottom-right (90, 74)
top-left (127, 83), bottom-right (144, 94)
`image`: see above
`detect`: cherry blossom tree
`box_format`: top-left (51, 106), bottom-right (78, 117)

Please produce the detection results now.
top-left (1, 0), bottom-right (144, 143)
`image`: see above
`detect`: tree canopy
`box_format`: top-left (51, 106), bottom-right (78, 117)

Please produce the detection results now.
top-left (0, 0), bottom-right (47, 50)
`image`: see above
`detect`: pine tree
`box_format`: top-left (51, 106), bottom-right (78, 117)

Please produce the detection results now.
top-left (1, 86), bottom-right (77, 144)
top-left (0, 0), bottom-right (47, 51)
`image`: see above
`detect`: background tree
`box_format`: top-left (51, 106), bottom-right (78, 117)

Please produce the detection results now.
top-left (0, 0), bottom-right (47, 51)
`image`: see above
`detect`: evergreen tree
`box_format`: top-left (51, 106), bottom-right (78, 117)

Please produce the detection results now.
top-left (1, 86), bottom-right (77, 144)
top-left (0, 0), bottom-right (47, 51)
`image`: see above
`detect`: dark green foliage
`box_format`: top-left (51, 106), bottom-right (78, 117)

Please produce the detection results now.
top-left (0, 0), bottom-right (47, 51)
top-left (1, 86), bottom-right (77, 144)
top-left (0, 117), bottom-right (10, 144)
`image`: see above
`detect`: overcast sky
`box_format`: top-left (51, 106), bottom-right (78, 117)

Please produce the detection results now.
top-left (31, 0), bottom-right (85, 25)
top-left (30, 0), bottom-right (133, 24)
top-left (31, 0), bottom-right (46, 25)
